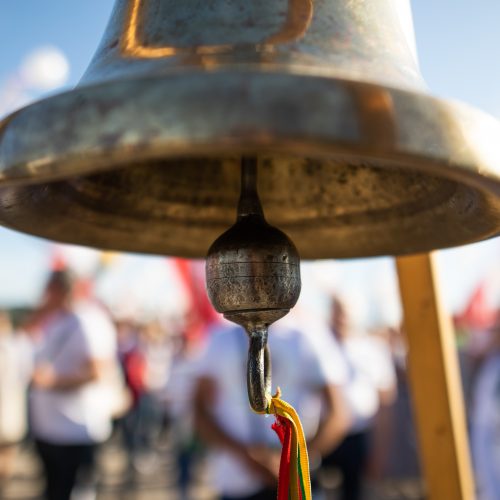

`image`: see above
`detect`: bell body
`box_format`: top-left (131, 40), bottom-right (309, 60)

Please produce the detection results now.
top-left (1, 0), bottom-right (500, 258)
top-left (82, 0), bottom-right (422, 91)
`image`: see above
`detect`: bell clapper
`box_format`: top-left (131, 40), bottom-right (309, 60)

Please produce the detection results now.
top-left (206, 157), bottom-right (301, 412)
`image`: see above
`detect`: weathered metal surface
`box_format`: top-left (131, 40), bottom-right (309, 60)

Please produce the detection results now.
top-left (0, 0), bottom-right (500, 258)
top-left (0, 151), bottom-right (499, 258)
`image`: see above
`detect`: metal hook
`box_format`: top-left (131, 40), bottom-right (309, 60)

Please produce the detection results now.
top-left (246, 326), bottom-right (272, 413)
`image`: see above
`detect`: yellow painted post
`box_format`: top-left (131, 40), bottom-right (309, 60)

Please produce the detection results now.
top-left (396, 253), bottom-right (475, 500)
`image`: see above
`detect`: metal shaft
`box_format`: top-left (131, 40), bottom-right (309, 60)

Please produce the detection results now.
top-left (237, 157), bottom-right (264, 218)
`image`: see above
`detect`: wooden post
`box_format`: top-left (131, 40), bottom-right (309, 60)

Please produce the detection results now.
top-left (396, 253), bottom-right (475, 500)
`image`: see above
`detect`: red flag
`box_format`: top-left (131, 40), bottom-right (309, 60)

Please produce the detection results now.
top-left (456, 283), bottom-right (497, 330)
top-left (173, 258), bottom-right (220, 340)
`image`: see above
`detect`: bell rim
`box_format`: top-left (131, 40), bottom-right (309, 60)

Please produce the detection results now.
top-left (0, 70), bottom-right (499, 192)
top-left (1, 70), bottom-right (500, 258)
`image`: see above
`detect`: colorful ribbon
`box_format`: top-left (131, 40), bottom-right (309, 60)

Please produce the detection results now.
top-left (256, 389), bottom-right (312, 500)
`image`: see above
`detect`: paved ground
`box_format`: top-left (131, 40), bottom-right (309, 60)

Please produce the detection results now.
top-left (1, 441), bottom-right (215, 500)
top-left (1, 443), bottom-right (424, 500)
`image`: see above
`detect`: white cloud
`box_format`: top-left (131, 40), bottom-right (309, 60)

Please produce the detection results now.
top-left (0, 46), bottom-right (69, 118)
top-left (20, 46), bottom-right (69, 91)
top-left (50, 243), bottom-right (103, 277)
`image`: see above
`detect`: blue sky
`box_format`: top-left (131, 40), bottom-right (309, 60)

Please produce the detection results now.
top-left (0, 1), bottom-right (113, 87)
top-left (0, 1), bottom-right (499, 319)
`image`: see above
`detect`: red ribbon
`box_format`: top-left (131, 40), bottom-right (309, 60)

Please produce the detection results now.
top-left (272, 415), bottom-right (293, 500)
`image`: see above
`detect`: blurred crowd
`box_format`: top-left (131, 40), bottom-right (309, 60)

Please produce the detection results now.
top-left (0, 264), bottom-right (498, 500)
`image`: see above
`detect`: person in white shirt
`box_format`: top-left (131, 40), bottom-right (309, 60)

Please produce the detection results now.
top-left (26, 270), bottom-right (117, 500)
top-left (193, 320), bottom-right (351, 500)
top-left (0, 312), bottom-right (33, 493)
top-left (322, 295), bottom-right (396, 500)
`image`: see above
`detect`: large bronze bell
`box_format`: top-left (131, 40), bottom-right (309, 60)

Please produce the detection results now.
top-left (1, 0), bottom-right (500, 259)
top-left (1, 1), bottom-right (494, 475)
